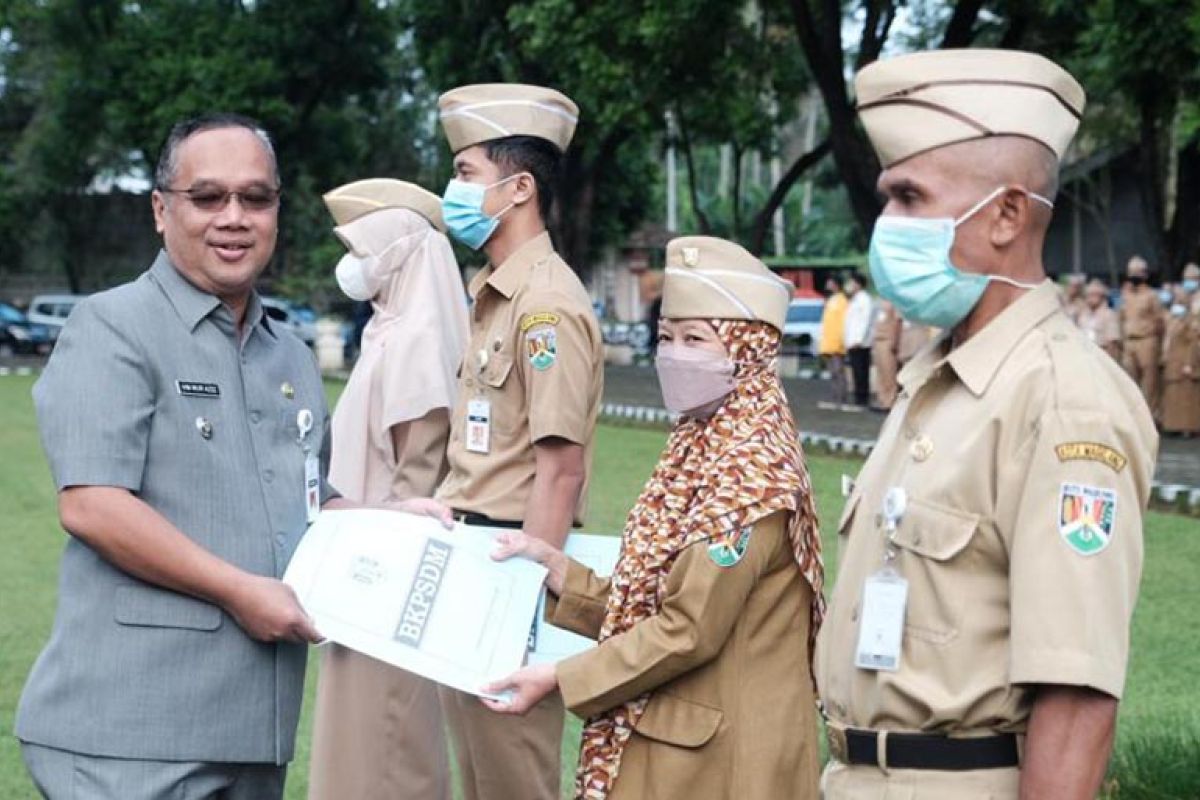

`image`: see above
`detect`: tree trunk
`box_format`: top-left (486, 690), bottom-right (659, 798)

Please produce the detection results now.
top-left (786, 0), bottom-right (884, 241)
top-left (1135, 99), bottom-right (1170, 271)
top-left (676, 111), bottom-right (713, 235)
top-left (941, 0), bottom-right (985, 47)
top-left (748, 138), bottom-right (832, 256)
top-left (1166, 139), bottom-right (1200, 275)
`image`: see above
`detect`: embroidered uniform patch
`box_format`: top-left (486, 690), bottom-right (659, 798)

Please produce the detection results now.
top-left (520, 312), bottom-right (560, 332)
top-left (1058, 482), bottom-right (1117, 556)
top-left (1055, 442), bottom-right (1127, 473)
top-left (707, 525), bottom-right (752, 567)
top-left (525, 327), bottom-right (558, 371)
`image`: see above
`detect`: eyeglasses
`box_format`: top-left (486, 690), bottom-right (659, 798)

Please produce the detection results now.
top-left (159, 185), bottom-right (281, 213)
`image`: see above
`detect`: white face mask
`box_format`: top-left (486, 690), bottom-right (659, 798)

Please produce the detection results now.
top-left (333, 229), bottom-right (420, 302)
top-left (335, 253), bottom-right (380, 301)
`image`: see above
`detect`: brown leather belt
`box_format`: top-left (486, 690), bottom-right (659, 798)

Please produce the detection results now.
top-left (828, 726), bottom-right (1019, 771)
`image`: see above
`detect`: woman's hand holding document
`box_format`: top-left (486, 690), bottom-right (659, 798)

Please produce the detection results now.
top-left (283, 509), bottom-right (548, 699)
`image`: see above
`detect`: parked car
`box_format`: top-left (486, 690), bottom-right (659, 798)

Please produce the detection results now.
top-left (27, 293), bottom-right (87, 340)
top-left (782, 296), bottom-right (825, 357)
top-left (261, 296), bottom-right (318, 348)
top-left (0, 302), bottom-right (55, 357)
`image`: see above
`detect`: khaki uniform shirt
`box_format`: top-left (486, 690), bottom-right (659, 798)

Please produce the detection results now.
top-left (816, 282), bottom-right (1157, 735)
top-left (550, 512), bottom-right (819, 799)
top-left (1120, 286), bottom-right (1164, 339)
top-left (437, 232), bottom-right (602, 524)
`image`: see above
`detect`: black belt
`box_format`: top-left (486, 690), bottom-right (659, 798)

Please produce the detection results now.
top-left (452, 511), bottom-right (523, 530)
top-left (832, 727), bottom-right (1019, 771)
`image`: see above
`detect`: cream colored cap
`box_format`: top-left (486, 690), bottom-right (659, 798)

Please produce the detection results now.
top-left (661, 236), bottom-right (792, 331)
top-left (855, 49), bottom-right (1086, 167)
top-left (438, 83), bottom-right (578, 154)
top-left (323, 179), bottom-right (444, 232)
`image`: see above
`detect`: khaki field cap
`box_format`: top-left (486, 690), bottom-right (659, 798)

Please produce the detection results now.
top-left (855, 48), bottom-right (1086, 167)
top-left (323, 178), bottom-right (445, 232)
top-left (661, 236), bottom-right (793, 331)
top-left (438, 83), bottom-right (579, 154)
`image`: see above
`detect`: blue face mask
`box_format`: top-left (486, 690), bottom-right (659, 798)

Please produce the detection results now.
top-left (868, 187), bottom-right (1052, 329)
top-left (441, 174), bottom-right (522, 250)
top-left (1158, 288), bottom-right (1174, 305)
top-left (1183, 279), bottom-right (1199, 293)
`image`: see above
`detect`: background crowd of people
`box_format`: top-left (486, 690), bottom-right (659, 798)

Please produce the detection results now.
top-left (815, 258), bottom-right (1200, 437)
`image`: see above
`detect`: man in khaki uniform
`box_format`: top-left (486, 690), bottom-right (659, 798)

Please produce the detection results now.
top-left (1078, 278), bottom-right (1121, 360)
top-left (871, 298), bottom-right (901, 410)
top-left (1119, 255), bottom-right (1164, 411)
top-left (433, 83), bottom-right (604, 800)
top-left (1060, 271), bottom-right (1086, 322)
top-left (817, 50), bottom-right (1158, 799)
top-left (1183, 262), bottom-right (1200, 315)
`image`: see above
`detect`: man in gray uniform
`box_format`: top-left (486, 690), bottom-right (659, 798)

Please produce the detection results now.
top-left (15, 114), bottom-right (445, 799)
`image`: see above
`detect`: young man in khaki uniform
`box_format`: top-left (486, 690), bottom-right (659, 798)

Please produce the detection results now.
top-left (1119, 255), bottom-right (1164, 411)
top-left (433, 83), bottom-right (604, 800)
top-left (870, 298), bottom-right (901, 410)
top-left (1078, 278), bottom-right (1121, 360)
top-left (817, 50), bottom-right (1157, 799)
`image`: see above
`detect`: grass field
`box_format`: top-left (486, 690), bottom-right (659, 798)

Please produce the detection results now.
top-left (2, 374), bottom-right (1197, 799)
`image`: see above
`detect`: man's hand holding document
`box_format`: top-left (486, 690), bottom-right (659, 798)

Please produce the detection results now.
top-left (284, 509), bottom-right (547, 699)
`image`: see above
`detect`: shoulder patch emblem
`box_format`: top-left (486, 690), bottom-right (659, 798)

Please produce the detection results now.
top-left (520, 312), bottom-right (560, 332)
top-left (707, 525), bottom-right (752, 567)
top-left (1058, 482), bottom-right (1117, 556)
top-left (525, 327), bottom-right (558, 371)
top-left (1055, 442), bottom-right (1127, 473)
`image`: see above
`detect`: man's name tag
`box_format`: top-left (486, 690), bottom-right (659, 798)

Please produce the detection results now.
top-left (854, 572), bottom-right (908, 672)
top-left (466, 399), bottom-right (491, 454)
top-left (305, 453), bottom-right (320, 524)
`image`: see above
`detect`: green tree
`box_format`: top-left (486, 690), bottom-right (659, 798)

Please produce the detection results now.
top-left (0, 0), bottom-right (428, 302)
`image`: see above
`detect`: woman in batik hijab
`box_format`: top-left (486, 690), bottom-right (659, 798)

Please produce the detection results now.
top-left (483, 236), bottom-right (824, 799)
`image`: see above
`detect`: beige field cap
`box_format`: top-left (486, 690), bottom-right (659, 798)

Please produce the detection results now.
top-left (855, 49), bottom-right (1086, 167)
top-left (438, 83), bottom-right (578, 154)
top-left (661, 236), bottom-right (793, 331)
top-left (323, 178), bottom-right (445, 232)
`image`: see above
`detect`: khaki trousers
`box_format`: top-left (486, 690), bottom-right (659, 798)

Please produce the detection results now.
top-left (308, 645), bottom-right (449, 800)
top-left (822, 760), bottom-right (1020, 799)
top-left (1121, 336), bottom-right (1161, 413)
top-left (440, 684), bottom-right (564, 800)
top-left (872, 342), bottom-right (899, 410)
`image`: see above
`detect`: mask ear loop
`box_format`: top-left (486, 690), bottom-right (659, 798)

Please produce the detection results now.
top-left (955, 186), bottom-right (1056, 227)
top-left (484, 172), bottom-right (531, 221)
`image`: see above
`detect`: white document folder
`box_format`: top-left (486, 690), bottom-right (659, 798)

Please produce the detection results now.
top-left (284, 509), bottom-right (547, 698)
top-left (528, 533), bottom-right (623, 665)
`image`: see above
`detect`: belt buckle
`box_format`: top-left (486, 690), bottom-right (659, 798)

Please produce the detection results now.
top-left (825, 724), bottom-right (848, 764)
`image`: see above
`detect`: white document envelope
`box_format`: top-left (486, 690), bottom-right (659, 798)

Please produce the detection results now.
top-left (284, 509), bottom-right (547, 698)
top-left (529, 533), bottom-right (622, 665)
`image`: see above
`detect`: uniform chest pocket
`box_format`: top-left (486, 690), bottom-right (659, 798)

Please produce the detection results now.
top-left (890, 496), bottom-right (980, 645)
top-left (483, 353), bottom-right (514, 389)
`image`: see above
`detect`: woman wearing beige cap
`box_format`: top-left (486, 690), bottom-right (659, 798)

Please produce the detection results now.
top-left (308, 179), bottom-right (469, 800)
top-left (481, 236), bottom-right (825, 799)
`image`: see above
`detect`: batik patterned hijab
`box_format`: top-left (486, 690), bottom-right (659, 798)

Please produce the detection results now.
top-left (575, 319), bottom-right (824, 800)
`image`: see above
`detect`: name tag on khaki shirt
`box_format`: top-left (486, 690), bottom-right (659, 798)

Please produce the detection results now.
top-left (466, 398), bottom-right (491, 454)
top-left (855, 572), bottom-right (908, 672)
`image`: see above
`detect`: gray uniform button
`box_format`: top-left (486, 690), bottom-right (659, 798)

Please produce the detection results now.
top-left (275, 532), bottom-right (286, 546)
top-left (263, 469), bottom-right (274, 483)
top-left (250, 410), bottom-right (261, 424)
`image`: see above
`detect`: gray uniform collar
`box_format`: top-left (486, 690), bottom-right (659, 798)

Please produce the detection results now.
top-left (149, 250), bottom-right (276, 340)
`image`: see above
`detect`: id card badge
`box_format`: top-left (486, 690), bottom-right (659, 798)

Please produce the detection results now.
top-left (466, 398), bottom-right (491, 454)
top-left (854, 570), bottom-right (908, 672)
top-left (304, 452), bottom-right (321, 524)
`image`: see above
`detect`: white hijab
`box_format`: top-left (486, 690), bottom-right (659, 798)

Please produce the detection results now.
top-left (329, 207), bottom-right (469, 501)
